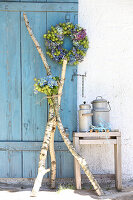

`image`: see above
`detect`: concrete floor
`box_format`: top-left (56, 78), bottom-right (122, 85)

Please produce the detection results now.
top-left (0, 180), bottom-right (133, 200)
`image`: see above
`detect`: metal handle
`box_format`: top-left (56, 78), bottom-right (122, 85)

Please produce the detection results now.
top-left (65, 14), bottom-right (70, 22)
top-left (82, 113), bottom-right (93, 116)
top-left (96, 96), bottom-right (102, 99)
top-left (108, 101), bottom-right (111, 111)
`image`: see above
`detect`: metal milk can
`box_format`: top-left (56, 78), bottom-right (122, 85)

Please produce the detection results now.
top-left (91, 96), bottom-right (111, 127)
top-left (78, 102), bottom-right (93, 132)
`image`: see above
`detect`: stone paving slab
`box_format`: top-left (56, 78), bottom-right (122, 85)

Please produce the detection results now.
top-left (0, 183), bottom-right (133, 200)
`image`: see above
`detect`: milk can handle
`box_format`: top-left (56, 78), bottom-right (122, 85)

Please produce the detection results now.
top-left (96, 96), bottom-right (111, 111)
top-left (96, 96), bottom-right (102, 99)
top-left (108, 101), bottom-right (111, 111)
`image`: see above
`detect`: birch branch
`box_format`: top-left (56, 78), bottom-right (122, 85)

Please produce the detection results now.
top-left (23, 13), bottom-right (51, 76)
top-left (31, 107), bottom-right (55, 197)
top-left (49, 58), bottom-right (67, 188)
top-left (53, 97), bottom-right (104, 196)
top-left (58, 58), bottom-right (67, 106)
top-left (49, 119), bottom-right (56, 188)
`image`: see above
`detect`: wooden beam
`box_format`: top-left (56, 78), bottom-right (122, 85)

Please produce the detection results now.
top-left (0, 141), bottom-right (69, 151)
top-left (73, 132), bottom-right (121, 137)
top-left (73, 136), bottom-right (81, 189)
top-left (0, 2), bottom-right (78, 12)
top-left (79, 139), bottom-right (117, 145)
top-left (114, 137), bottom-right (122, 190)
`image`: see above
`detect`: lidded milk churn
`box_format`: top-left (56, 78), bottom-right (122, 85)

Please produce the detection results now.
top-left (91, 96), bottom-right (111, 127)
top-left (78, 102), bottom-right (93, 132)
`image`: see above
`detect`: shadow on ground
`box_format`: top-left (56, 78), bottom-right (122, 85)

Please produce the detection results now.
top-left (0, 181), bottom-right (133, 200)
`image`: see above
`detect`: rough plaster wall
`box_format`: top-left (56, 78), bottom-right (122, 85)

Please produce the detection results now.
top-left (78, 0), bottom-right (133, 180)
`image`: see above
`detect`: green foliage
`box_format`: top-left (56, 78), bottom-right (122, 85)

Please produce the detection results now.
top-left (57, 184), bottom-right (75, 193)
top-left (34, 76), bottom-right (60, 105)
top-left (44, 22), bottom-right (89, 65)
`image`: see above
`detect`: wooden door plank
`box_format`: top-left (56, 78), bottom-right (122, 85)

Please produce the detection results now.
top-left (1, 0), bottom-right (18, 2)
top-left (56, 151), bottom-right (74, 178)
top-left (47, 0), bottom-right (78, 2)
top-left (2, 0), bottom-right (46, 2)
top-left (0, 151), bottom-right (21, 177)
top-left (21, 12), bottom-right (47, 141)
top-left (0, 11), bottom-right (22, 178)
top-left (0, 141), bottom-right (69, 151)
top-left (47, 12), bottom-right (77, 142)
top-left (0, 2), bottom-right (78, 12)
top-left (2, 0), bottom-right (77, 2)
top-left (23, 151), bottom-right (48, 178)
top-left (47, 150), bottom-right (74, 178)
top-left (22, 0), bottom-right (46, 2)
top-left (0, 11), bottom-right (21, 140)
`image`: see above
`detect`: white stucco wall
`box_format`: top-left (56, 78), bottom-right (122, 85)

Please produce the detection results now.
top-left (78, 0), bottom-right (133, 180)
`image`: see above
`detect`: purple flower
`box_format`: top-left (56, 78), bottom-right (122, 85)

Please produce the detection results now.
top-left (45, 40), bottom-right (51, 47)
top-left (72, 47), bottom-right (76, 55)
top-left (74, 29), bottom-right (86, 40)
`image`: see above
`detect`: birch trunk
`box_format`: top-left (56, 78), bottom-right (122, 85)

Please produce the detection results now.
top-left (49, 58), bottom-right (67, 188)
top-left (49, 119), bottom-right (56, 188)
top-left (58, 58), bottom-right (67, 106)
top-left (23, 13), bottom-right (55, 194)
top-left (53, 97), bottom-right (104, 196)
top-left (31, 106), bottom-right (55, 196)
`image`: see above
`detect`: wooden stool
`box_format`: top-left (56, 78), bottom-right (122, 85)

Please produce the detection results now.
top-left (73, 131), bottom-right (122, 191)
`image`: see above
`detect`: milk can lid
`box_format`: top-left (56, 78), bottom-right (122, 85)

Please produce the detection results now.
top-left (91, 96), bottom-right (108, 104)
top-left (79, 101), bottom-right (91, 109)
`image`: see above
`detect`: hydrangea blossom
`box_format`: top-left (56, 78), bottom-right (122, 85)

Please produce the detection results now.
top-left (34, 75), bottom-right (59, 94)
top-left (46, 75), bottom-right (58, 88)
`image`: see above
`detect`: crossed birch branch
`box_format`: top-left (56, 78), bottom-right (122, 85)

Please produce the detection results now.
top-left (23, 13), bottom-right (104, 197)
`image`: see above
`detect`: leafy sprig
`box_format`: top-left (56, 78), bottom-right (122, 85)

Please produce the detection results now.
top-left (34, 75), bottom-right (60, 105)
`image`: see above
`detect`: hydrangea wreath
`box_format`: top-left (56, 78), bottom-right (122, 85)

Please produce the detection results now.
top-left (44, 22), bottom-right (89, 65)
top-left (34, 75), bottom-right (60, 105)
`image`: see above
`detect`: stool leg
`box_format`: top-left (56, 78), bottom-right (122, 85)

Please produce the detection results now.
top-left (114, 136), bottom-right (122, 190)
top-left (73, 136), bottom-right (81, 189)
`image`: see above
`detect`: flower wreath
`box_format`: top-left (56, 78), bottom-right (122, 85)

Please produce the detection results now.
top-left (44, 22), bottom-right (89, 65)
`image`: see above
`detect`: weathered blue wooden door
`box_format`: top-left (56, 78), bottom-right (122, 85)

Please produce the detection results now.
top-left (0, 0), bottom-right (77, 178)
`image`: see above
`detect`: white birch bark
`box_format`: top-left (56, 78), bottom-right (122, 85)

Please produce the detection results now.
top-left (49, 119), bottom-right (56, 188)
top-left (31, 107), bottom-right (55, 196)
top-left (53, 97), bottom-right (104, 196)
top-left (49, 58), bottom-right (67, 188)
